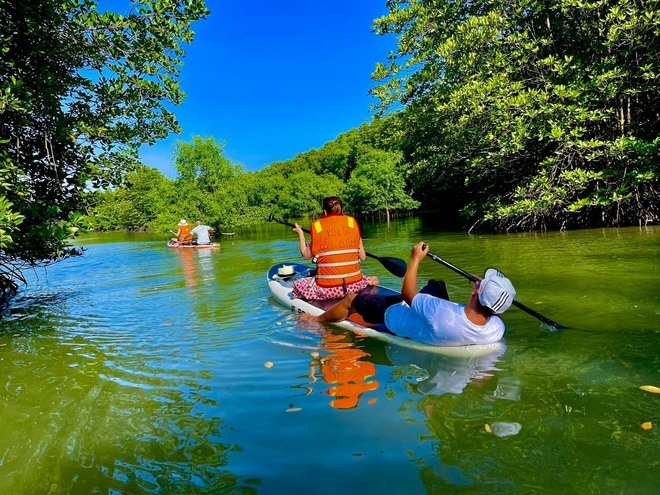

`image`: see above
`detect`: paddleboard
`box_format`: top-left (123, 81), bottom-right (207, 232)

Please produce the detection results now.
top-left (167, 241), bottom-right (220, 249)
top-left (267, 262), bottom-right (505, 357)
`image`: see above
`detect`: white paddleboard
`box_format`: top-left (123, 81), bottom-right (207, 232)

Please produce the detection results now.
top-left (267, 263), bottom-right (505, 357)
top-left (167, 241), bottom-right (220, 249)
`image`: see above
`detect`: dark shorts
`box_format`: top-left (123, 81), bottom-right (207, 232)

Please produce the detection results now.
top-left (353, 280), bottom-right (450, 325)
top-left (353, 293), bottom-right (402, 324)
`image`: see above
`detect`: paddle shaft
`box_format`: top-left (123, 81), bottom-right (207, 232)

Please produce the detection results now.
top-left (425, 250), bottom-right (566, 330)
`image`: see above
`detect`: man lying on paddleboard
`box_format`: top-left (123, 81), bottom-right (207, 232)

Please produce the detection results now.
top-left (306, 242), bottom-right (517, 347)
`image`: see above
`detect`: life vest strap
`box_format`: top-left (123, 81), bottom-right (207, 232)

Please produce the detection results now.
top-left (317, 248), bottom-right (360, 257)
top-left (316, 260), bottom-right (361, 268)
top-left (316, 270), bottom-right (362, 280)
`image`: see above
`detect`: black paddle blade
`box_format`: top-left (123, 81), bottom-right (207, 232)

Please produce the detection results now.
top-left (379, 256), bottom-right (408, 278)
top-left (367, 253), bottom-right (408, 278)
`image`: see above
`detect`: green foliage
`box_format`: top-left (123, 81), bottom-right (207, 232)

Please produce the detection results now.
top-left (344, 147), bottom-right (420, 217)
top-left (174, 136), bottom-right (243, 189)
top-left (0, 0), bottom-right (208, 295)
top-left (277, 170), bottom-right (346, 218)
top-left (372, 0), bottom-right (659, 230)
top-left (92, 0), bottom-right (659, 236)
top-left (89, 164), bottom-right (176, 230)
top-left (0, 149), bottom-right (25, 250)
top-left (91, 131), bottom-right (416, 233)
top-left (91, 136), bottom-right (344, 233)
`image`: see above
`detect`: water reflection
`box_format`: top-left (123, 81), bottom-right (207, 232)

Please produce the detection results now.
top-left (308, 331), bottom-right (379, 409)
top-left (3, 227), bottom-right (658, 494)
top-left (179, 249), bottom-right (198, 287)
top-left (175, 249), bottom-right (217, 288)
top-left (301, 323), bottom-right (509, 410)
top-left (0, 328), bottom-right (252, 494)
top-left (386, 343), bottom-right (507, 396)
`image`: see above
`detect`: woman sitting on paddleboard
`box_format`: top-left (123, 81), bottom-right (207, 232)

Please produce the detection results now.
top-left (291, 196), bottom-right (378, 301)
top-left (171, 219), bottom-right (193, 246)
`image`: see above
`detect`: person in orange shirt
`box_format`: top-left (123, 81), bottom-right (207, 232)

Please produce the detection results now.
top-left (170, 219), bottom-right (193, 246)
top-left (292, 196), bottom-right (378, 301)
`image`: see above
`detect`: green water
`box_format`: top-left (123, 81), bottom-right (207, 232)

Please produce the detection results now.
top-left (0, 220), bottom-right (658, 494)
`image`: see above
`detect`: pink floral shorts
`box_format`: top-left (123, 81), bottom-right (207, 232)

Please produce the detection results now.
top-left (292, 275), bottom-right (372, 301)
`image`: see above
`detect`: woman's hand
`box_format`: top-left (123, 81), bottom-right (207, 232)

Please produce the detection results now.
top-left (293, 223), bottom-right (305, 236)
top-left (294, 223), bottom-right (312, 259)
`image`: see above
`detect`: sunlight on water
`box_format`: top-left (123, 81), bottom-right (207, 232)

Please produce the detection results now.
top-left (0, 224), bottom-right (658, 494)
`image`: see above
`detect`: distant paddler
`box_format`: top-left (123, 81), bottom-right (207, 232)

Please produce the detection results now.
top-left (169, 219), bottom-right (193, 246)
top-left (190, 220), bottom-right (215, 245)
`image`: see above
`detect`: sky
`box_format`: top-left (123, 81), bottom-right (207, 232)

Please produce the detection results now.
top-left (122, 1), bottom-right (397, 177)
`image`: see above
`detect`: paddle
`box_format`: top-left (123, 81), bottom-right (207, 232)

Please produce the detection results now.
top-left (424, 248), bottom-right (566, 330)
top-left (267, 213), bottom-right (408, 278)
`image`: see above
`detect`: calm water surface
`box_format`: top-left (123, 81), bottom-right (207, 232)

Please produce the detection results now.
top-left (1, 219), bottom-right (658, 494)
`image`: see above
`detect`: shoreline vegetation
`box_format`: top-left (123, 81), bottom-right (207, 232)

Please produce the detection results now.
top-left (87, 123), bottom-right (657, 237)
top-left (1, 0), bottom-right (657, 302)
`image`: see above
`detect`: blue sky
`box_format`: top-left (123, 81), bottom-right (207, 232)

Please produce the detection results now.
top-left (129, 1), bottom-right (396, 177)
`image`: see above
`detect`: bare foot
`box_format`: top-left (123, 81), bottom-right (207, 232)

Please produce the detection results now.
top-left (369, 276), bottom-right (379, 285)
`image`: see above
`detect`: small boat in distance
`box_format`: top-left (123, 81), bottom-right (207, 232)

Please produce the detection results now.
top-left (167, 241), bottom-right (220, 250)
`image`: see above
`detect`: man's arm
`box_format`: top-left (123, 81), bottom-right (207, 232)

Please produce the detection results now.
top-left (401, 242), bottom-right (429, 305)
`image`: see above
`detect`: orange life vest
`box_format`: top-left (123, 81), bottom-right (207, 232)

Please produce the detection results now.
top-left (310, 214), bottom-right (362, 287)
top-left (178, 224), bottom-right (192, 244)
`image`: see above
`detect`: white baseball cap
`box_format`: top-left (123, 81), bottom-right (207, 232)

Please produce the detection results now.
top-left (478, 268), bottom-right (516, 314)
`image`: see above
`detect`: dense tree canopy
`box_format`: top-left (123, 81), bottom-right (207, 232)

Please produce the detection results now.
top-left (344, 147), bottom-right (420, 223)
top-left (0, 0), bottom-right (208, 296)
top-left (372, 0), bottom-right (658, 230)
top-left (89, 124), bottom-right (421, 234)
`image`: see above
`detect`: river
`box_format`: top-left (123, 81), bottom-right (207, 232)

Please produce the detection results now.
top-left (1, 218), bottom-right (658, 494)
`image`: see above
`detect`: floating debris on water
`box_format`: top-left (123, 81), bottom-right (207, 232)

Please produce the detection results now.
top-left (493, 377), bottom-right (522, 401)
top-left (490, 422), bottom-right (522, 437)
top-left (639, 385), bottom-right (660, 394)
top-left (264, 361), bottom-right (273, 368)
